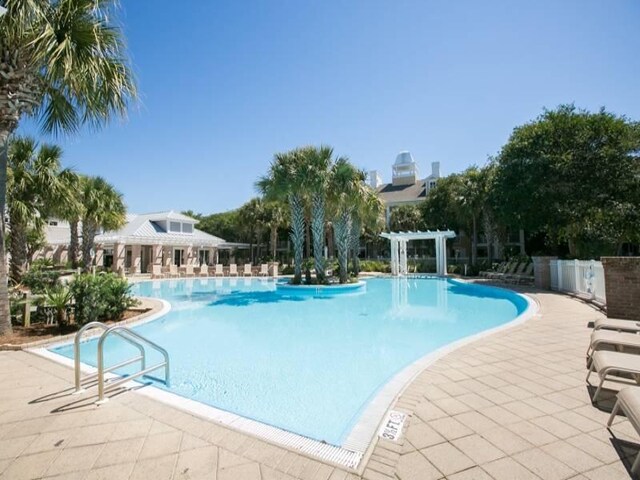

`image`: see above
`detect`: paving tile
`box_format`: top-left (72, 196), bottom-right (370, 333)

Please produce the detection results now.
top-left (513, 448), bottom-right (577, 480)
top-left (452, 411), bottom-right (500, 433)
top-left (1, 451), bottom-right (60, 480)
top-left (93, 437), bottom-right (144, 468)
top-left (218, 462), bottom-right (262, 480)
top-left (174, 445), bottom-right (218, 479)
top-left (404, 421), bottom-right (446, 449)
top-left (540, 440), bottom-right (603, 473)
top-left (582, 462), bottom-right (632, 480)
top-left (447, 466), bottom-right (494, 480)
top-left (395, 451), bottom-right (441, 480)
top-left (506, 420), bottom-right (559, 446)
top-left (129, 453), bottom-right (178, 480)
top-left (84, 462), bottom-right (135, 480)
top-left (45, 444), bottom-right (104, 477)
top-left (432, 397), bottom-right (472, 415)
top-left (565, 433), bottom-right (621, 464)
top-left (413, 402), bottom-right (448, 422)
top-left (480, 426), bottom-right (534, 455)
top-left (421, 442), bottom-right (474, 476)
top-left (138, 430), bottom-right (183, 459)
top-left (452, 434), bottom-right (505, 464)
top-left (428, 416), bottom-right (474, 440)
top-left (530, 415), bottom-right (581, 439)
top-left (479, 405), bottom-right (523, 425)
top-left (481, 457), bottom-right (541, 480)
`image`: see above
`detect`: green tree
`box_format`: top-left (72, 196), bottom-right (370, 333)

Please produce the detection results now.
top-left (0, 0), bottom-right (136, 335)
top-left (492, 104), bottom-right (640, 257)
top-left (6, 137), bottom-right (75, 281)
top-left (57, 172), bottom-right (85, 268)
top-left (257, 150), bottom-right (307, 284)
top-left (389, 205), bottom-right (425, 232)
top-left (263, 200), bottom-right (288, 260)
top-left (349, 178), bottom-right (383, 275)
top-left (80, 176), bottom-right (126, 271)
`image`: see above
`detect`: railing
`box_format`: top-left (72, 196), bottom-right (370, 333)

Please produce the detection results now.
top-left (549, 259), bottom-right (606, 304)
top-left (72, 322), bottom-right (170, 403)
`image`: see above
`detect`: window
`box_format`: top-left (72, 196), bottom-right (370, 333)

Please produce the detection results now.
top-left (199, 249), bottom-right (210, 265)
top-left (429, 180), bottom-right (436, 189)
top-left (169, 221), bottom-right (181, 232)
top-left (48, 220), bottom-right (58, 226)
top-left (173, 248), bottom-right (185, 266)
top-left (182, 223), bottom-right (193, 233)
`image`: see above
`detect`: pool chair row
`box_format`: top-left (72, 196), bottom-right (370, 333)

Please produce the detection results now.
top-left (586, 317), bottom-right (640, 474)
top-left (150, 263), bottom-right (274, 279)
top-left (479, 260), bottom-right (534, 284)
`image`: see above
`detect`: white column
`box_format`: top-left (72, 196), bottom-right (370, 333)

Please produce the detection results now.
top-left (390, 238), bottom-right (398, 276)
top-left (435, 237), bottom-right (442, 275)
top-left (400, 240), bottom-right (408, 275)
top-left (441, 236), bottom-right (448, 276)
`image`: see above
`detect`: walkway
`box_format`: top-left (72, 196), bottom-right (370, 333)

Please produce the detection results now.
top-left (0, 289), bottom-right (637, 479)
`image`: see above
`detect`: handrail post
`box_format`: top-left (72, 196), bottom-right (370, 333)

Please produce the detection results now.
top-left (97, 333), bottom-right (107, 403)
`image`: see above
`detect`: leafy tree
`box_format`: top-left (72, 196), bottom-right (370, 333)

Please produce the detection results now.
top-left (0, 0), bottom-right (136, 335)
top-left (349, 184), bottom-right (383, 275)
top-left (262, 200), bottom-right (288, 259)
top-left (6, 137), bottom-right (75, 281)
top-left (257, 149), bottom-right (307, 284)
top-left (389, 205), bottom-right (425, 232)
top-left (492, 104), bottom-right (640, 257)
top-left (197, 209), bottom-right (241, 243)
top-left (80, 176), bottom-right (126, 271)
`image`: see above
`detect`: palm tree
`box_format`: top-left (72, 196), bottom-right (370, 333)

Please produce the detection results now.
top-left (457, 167), bottom-right (489, 266)
top-left (328, 158), bottom-right (362, 284)
top-left (300, 145), bottom-right (333, 283)
top-left (350, 184), bottom-right (383, 275)
top-left (0, 1), bottom-right (136, 335)
top-left (263, 200), bottom-right (287, 260)
top-left (57, 172), bottom-right (84, 268)
top-left (81, 176), bottom-right (126, 271)
top-left (256, 150), bottom-right (306, 284)
top-left (6, 137), bottom-right (75, 281)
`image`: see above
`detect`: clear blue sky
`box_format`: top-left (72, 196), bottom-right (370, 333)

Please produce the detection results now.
top-left (18, 0), bottom-right (640, 214)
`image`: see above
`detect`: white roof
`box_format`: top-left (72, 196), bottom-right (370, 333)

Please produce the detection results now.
top-left (394, 151), bottom-right (415, 165)
top-left (380, 230), bottom-right (456, 241)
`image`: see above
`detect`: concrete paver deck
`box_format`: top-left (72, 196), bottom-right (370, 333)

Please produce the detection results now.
top-left (0, 289), bottom-right (637, 479)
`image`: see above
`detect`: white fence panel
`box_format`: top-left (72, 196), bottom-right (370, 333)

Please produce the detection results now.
top-left (549, 259), bottom-right (606, 304)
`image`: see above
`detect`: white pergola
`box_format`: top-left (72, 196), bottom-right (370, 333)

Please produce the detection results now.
top-left (380, 230), bottom-right (457, 276)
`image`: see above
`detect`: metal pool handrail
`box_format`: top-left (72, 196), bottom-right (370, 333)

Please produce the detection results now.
top-left (96, 325), bottom-right (170, 403)
top-left (73, 321), bottom-right (145, 393)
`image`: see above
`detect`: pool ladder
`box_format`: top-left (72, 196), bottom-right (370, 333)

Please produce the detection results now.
top-left (73, 322), bottom-right (170, 404)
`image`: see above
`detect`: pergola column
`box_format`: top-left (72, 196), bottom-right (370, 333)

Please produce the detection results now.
top-left (95, 246), bottom-right (104, 268)
top-left (113, 243), bottom-right (125, 274)
top-left (152, 244), bottom-right (163, 266)
top-left (163, 245), bottom-right (172, 266)
top-left (131, 244), bottom-right (142, 274)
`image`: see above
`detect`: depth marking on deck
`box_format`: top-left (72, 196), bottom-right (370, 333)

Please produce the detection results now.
top-left (378, 410), bottom-right (407, 442)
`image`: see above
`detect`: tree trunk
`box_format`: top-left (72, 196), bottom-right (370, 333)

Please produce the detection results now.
top-left (305, 218), bottom-right (311, 259)
top-left (311, 192), bottom-right (326, 283)
top-left (289, 195), bottom-right (305, 284)
top-left (69, 220), bottom-right (79, 268)
top-left (0, 133), bottom-right (11, 335)
top-left (270, 225), bottom-right (278, 259)
top-left (9, 220), bottom-right (27, 282)
top-left (350, 217), bottom-right (361, 275)
top-left (471, 215), bottom-right (478, 266)
top-left (334, 210), bottom-right (351, 284)
top-left (81, 220), bottom-right (97, 271)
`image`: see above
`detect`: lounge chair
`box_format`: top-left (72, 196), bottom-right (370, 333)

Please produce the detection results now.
top-left (586, 330), bottom-right (640, 363)
top-left (607, 387), bottom-right (640, 473)
top-left (488, 261), bottom-right (518, 280)
top-left (586, 350), bottom-right (640, 401)
top-left (184, 264), bottom-right (194, 277)
top-left (199, 264), bottom-right (208, 276)
top-left (169, 264), bottom-right (178, 278)
top-left (151, 265), bottom-right (164, 279)
top-left (229, 264), bottom-right (238, 276)
top-left (243, 263), bottom-right (253, 277)
top-left (259, 264), bottom-right (268, 276)
top-left (499, 262), bottom-right (526, 282)
top-left (506, 263), bottom-right (533, 284)
top-left (594, 318), bottom-right (640, 334)
top-left (272, 264), bottom-right (278, 277)
top-left (214, 264), bottom-right (224, 277)
top-left (480, 262), bottom-right (507, 278)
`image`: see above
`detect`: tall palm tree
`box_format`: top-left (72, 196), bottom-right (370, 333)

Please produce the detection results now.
top-left (350, 184), bottom-right (383, 275)
top-left (256, 150), bottom-right (306, 284)
top-left (300, 145), bottom-right (333, 283)
top-left (263, 200), bottom-right (287, 260)
top-left (457, 167), bottom-right (489, 266)
top-left (56, 172), bottom-right (84, 268)
top-left (80, 176), bottom-right (126, 271)
top-left (6, 137), bottom-right (75, 281)
top-left (328, 158), bottom-right (362, 284)
top-left (0, 0), bottom-right (136, 335)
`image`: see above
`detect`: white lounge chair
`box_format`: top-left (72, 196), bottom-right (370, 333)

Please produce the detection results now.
top-left (272, 264), bottom-right (278, 277)
top-left (229, 264), bottom-right (238, 276)
top-left (184, 264), bottom-right (194, 277)
top-left (151, 265), bottom-right (164, 279)
top-left (586, 350), bottom-right (640, 401)
top-left (214, 264), bottom-right (223, 277)
top-left (243, 263), bottom-right (253, 277)
top-left (608, 387), bottom-right (640, 473)
top-left (594, 318), bottom-right (640, 334)
top-left (169, 264), bottom-right (178, 278)
top-left (259, 264), bottom-right (268, 276)
top-left (199, 264), bottom-right (208, 276)
top-left (587, 330), bottom-right (640, 362)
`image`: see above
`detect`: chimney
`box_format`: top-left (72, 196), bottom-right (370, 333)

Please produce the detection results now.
top-left (368, 170), bottom-right (382, 189)
top-left (431, 161), bottom-right (440, 178)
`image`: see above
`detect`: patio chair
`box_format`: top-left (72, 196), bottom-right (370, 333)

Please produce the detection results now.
top-left (243, 263), bottom-right (253, 277)
top-left (169, 264), bottom-right (178, 278)
top-left (199, 264), bottom-right (209, 276)
top-left (151, 265), bottom-right (164, 279)
top-left (487, 261), bottom-right (519, 280)
top-left (480, 262), bottom-right (507, 278)
top-left (272, 264), bottom-right (278, 277)
top-left (607, 387), bottom-right (640, 473)
top-left (506, 263), bottom-right (533, 283)
top-left (184, 264), bottom-right (194, 277)
top-left (214, 264), bottom-right (224, 277)
top-left (259, 264), bottom-right (268, 276)
top-left (594, 318), bottom-right (640, 334)
top-left (229, 264), bottom-right (238, 276)
top-left (587, 330), bottom-right (640, 364)
top-left (586, 350), bottom-right (640, 401)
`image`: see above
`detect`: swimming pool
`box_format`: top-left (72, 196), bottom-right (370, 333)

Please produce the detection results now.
top-left (51, 277), bottom-right (529, 453)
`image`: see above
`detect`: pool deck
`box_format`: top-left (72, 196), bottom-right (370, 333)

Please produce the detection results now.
top-left (1, 286), bottom-right (638, 479)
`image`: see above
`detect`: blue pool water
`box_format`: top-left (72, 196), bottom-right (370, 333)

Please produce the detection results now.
top-left (52, 277), bottom-right (528, 446)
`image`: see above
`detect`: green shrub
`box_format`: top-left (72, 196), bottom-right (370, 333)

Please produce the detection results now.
top-left (21, 268), bottom-right (62, 293)
top-left (281, 264), bottom-right (294, 275)
top-left (359, 260), bottom-right (391, 273)
top-left (69, 273), bottom-right (138, 325)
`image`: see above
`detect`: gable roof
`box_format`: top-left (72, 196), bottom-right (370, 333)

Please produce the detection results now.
top-left (376, 179), bottom-right (427, 205)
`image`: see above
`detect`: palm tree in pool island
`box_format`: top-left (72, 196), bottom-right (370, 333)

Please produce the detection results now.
top-left (0, 1), bottom-right (137, 335)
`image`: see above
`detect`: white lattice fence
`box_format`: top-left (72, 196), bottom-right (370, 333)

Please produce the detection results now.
top-left (549, 259), bottom-right (606, 304)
